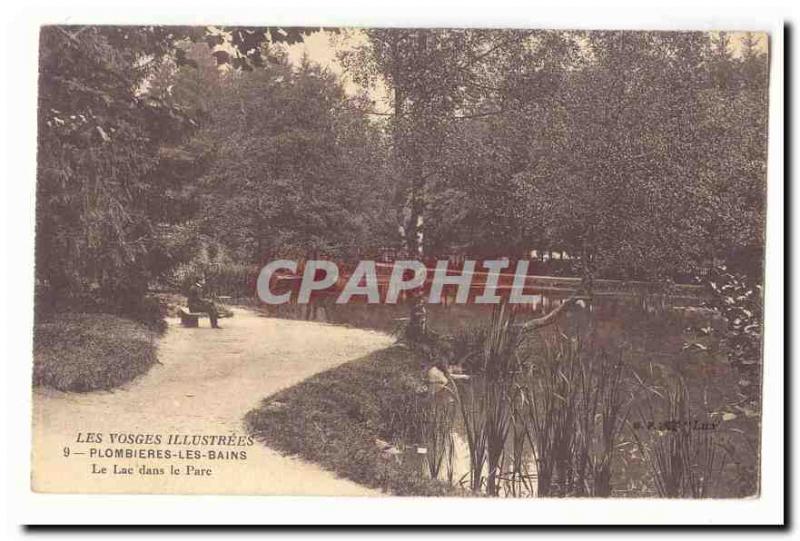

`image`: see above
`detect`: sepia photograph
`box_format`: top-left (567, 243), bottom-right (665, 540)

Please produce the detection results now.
top-left (5, 3), bottom-right (785, 526)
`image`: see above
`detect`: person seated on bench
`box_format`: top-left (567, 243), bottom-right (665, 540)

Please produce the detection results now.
top-left (187, 282), bottom-right (221, 329)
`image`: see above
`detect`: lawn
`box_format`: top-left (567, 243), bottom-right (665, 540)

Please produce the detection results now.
top-left (33, 313), bottom-right (159, 392)
top-left (245, 344), bottom-right (460, 496)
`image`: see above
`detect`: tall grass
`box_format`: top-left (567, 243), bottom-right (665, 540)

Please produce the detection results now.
top-left (481, 304), bottom-right (525, 379)
top-left (449, 304), bottom-right (522, 494)
top-left (577, 351), bottom-right (629, 496)
top-left (520, 334), bottom-right (629, 497)
top-left (504, 393), bottom-right (536, 496)
top-left (520, 335), bottom-right (580, 496)
top-left (452, 380), bottom-right (489, 492)
top-left (416, 393), bottom-right (456, 482)
top-left (483, 379), bottom-right (514, 495)
top-left (481, 305), bottom-right (519, 494)
top-left (630, 377), bottom-right (729, 498)
top-left (429, 303), bottom-right (730, 498)
top-left (445, 304), bottom-right (631, 497)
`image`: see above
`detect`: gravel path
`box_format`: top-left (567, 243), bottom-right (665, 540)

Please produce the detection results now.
top-left (31, 308), bottom-right (393, 495)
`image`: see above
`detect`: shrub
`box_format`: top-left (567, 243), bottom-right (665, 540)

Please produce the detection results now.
top-left (701, 266), bottom-right (763, 407)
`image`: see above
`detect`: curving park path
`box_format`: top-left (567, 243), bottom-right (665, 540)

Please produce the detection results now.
top-left (31, 308), bottom-right (393, 495)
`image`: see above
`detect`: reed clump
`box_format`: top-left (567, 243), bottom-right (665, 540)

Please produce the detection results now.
top-left (423, 303), bottom-right (732, 498)
top-left (630, 377), bottom-right (729, 498)
top-left (443, 304), bottom-right (630, 497)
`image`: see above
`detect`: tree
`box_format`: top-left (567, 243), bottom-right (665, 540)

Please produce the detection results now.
top-left (344, 29), bottom-right (534, 337)
top-left (36, 25), bottom-right (321, 317)
top-left (509, 31), bottom-right (768, 281)
top-left (189, 49), bottom-right (394, 263)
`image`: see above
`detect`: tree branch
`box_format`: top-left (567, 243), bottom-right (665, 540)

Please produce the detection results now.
top-left (520, 291), bottom-right (591, 332)
top-left (451, 109), bottom-right (505, 120)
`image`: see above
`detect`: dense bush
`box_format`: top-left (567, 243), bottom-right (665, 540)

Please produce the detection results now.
top-left (168, 244), bottom-right (258, 299)
top-left (701, 266), bottom-right (764, 408)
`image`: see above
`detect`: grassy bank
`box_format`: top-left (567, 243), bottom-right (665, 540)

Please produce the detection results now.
top-left (33, 313), bottom-right (159, 392)
top-left (245, 345), bottom-right (459, 496)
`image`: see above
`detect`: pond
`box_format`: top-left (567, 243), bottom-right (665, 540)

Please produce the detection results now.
top-left (243, 291), bottom-right (757, 498)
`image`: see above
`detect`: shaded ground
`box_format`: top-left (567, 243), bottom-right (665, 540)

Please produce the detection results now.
top-left (31, 308), bottom-right (392, 495)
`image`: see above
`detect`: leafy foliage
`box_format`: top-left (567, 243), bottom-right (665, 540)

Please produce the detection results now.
top-left (342, 29), bottom-right (767, 283)
top-left (37, 27), bottom-right (768, 316)
top-left (191, 52), bottom-right (395, 261)
top-left (701, 266), bottom-right (764, 406)
top-left (36, 26), bottom-right (326, 316)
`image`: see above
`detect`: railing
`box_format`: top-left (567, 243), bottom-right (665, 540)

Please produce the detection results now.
top-left (268, 263), bottom-right (708, 308)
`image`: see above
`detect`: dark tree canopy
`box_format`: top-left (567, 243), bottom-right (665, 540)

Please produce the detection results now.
top-left (35, 27), bottom-right (769, 320)
top-left (36, 25), bottom-right (325, 314)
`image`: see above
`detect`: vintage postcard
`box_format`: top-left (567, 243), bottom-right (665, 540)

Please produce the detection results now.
top-left (29, 23), bottom-right (775, 508)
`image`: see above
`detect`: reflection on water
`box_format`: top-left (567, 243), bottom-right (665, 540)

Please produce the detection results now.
top-left (421, 382), bottom-right (539, 497)
top-left (261, 288), bottom-right (697, 337)
top-left (441, 421), bottom-right (539, 497)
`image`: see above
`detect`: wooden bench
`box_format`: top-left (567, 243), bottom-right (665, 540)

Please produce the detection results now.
top-left (178, 308), bottom-right (232, 328)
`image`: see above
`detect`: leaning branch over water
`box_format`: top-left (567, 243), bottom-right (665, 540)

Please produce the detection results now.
top-left (520, 291), bottom-right (591, 332)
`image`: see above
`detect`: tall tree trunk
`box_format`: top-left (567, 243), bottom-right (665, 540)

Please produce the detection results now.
top-left (393, 36), bottom-right (428, 340)
top-left (406, 167), bottom-right (427, 339)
